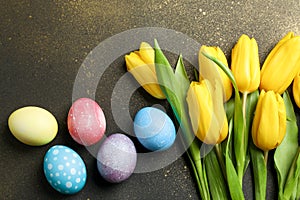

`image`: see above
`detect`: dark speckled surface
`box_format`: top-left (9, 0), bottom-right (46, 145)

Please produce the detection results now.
top-left (1, 0), bottom-right (300, 199)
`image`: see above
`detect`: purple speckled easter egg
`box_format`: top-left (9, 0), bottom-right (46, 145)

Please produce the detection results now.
top-left (67, 98), bottom-right (106, 146)
top-left (97, 133), bottom-right (137, 183)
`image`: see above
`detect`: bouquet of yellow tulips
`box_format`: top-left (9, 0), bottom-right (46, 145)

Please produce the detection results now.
top-left (125, 32), bottom-right (300, 199)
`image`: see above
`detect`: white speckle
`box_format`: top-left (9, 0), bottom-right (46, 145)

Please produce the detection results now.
top-left (63, 173), bottom-right (67, 176)
top-left (53, 157), bottom-right (58, 161)
top-left (66, 162), bottom-right (70, 167)
top-left (58, 165), bottom-right (64, 170)
top-left (47, 164), bottom-right (53, 170)
top-left (82, 168), bottom-right (86, 174)
top-left (76, 178), bottom-right (80, 183)
top-left (64, 156), bottom-right (68, 160)
top-left (50, 173), bottom-right (54, 177)
top-left (78, 171), bottom-right (81, 175)
top-left (45, 158), bottom-right (48, 162)
top-left (66, 182), bottom-right (72, 188)
top-left (68, 176), bottom-right (71, 180)
top-left (57, 180), bottom-right (61, 184)
top-left (53, 149), bottom-right (59, 155)
top-left (55, 172), bottom-right (60, 177)
top-left (203, 11), bottom-right (206, 15)
top-left (65, 149), bottom-right (70, 153)
top-left (72, 153), bottom-right (78, 158)
top-left (75, 186), bottom-right (78, 190)
top-left (70, 168), bottom-right (76, 175)
top-left (199, 8), bottom-right (202, 12)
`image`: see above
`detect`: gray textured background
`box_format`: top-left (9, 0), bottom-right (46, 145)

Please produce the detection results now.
top-left (1, 0), bottom-right (300, 199)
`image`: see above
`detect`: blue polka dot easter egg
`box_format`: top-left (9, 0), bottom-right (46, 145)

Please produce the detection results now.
top-left (43, 145), bottom-right (87, 194)
top-left (134, 107), bottom-right (176, 151)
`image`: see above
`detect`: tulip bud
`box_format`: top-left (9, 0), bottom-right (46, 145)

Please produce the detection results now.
top-left (293, 71), bottom-right (300, 108)
top-left (252, 90), bottom-right (286, 151)
top-left (231, 34), bottom-right (260, 93)
top-left (260, 32), bottom-right (300, 94)
top-left (199, 45), bottom-right (233, 101)
top-left (186, 80), bottom-right (228, 144)
top-left (125, 42), bottom-right (166, 99)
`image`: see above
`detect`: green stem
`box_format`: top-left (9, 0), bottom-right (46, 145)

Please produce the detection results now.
top-left (186, 148), bottom-right (203, 197)
top-left (179, 116), bottom-right (210, 200)
top-left (189, 140), bottom-right (210, 200)
top-left (215, 144), bottom-right (227, 180)
top-left (264, 151), bottom-right (269, 165)
top-left (195, 158), bottom-right (210, 200)
top-left (242, 92), bottom-right (248, 120)
top-left (237, 92), bottom-right (248, 185)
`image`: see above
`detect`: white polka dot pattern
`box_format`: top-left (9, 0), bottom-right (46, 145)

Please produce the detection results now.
top-left (43, 145), bottom-right (87, 194)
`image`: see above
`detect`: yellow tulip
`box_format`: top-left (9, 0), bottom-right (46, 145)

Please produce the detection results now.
top-left (252, 90), bottom-right (286, 151)
top-left (186, 80), bottom-right (228, 144)
top-left (231, 34), bottom-right (260, 93)
top-left (199, 45), bottom-right (233, 101)
top-left (293, 71), bottom-right (300, 108)
top-left (260, 32), bottom-right (300, 94)
top-left (125, 42), bottom-right (166, 99)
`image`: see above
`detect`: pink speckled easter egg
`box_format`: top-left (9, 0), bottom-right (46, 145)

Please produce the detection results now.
top-left (67, 98), bottom-right (106, 146)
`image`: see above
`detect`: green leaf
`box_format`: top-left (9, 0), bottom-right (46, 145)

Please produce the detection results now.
top-left (274, 92), bottom-right (299, 199)
top-left (205, 149), bottom-right (229, 200)
top-left (297, 175), bottom-right (300, 199)
top-left (244, 90), bottom-right (259, 173)
top-left (154, 39), bottom-right (189, 123)
top-left (203, 52), bottom-right (246, 184)
top-left (282, 148), bottom-right (300, 199)
top-left (225, 97), bottom-right (235, 120)
top-left (250, 141), bottom-right (267, 200)
top-left (225, 119), bottom-right (245, 200)
top-left (154, 39), bottom-right (210, 200)
top-left (245, 90), bottom-right (266, 200)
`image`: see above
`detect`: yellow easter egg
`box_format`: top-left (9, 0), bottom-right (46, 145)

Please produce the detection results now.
top-left (8, 106), bottom-right (58, 146)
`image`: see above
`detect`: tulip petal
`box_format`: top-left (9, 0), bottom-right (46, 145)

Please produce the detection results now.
top-left (217, 115), bottom-right (229, 144)
top-left (125, 52), bottom-right (144, 71)
top-left (293, 72), bottom-right (300, 108)
top-left (249, 38), bottom-right (260, 92)
top-left (231, 35), bottom-right (260, 93)
top-left (139, 42), bottom-right (154, 65)
top-left (252, 90), bottom-right (265, 148)
top-left (261, 32), bottom-right (294, 73)
top-left (252, 90), bottom-right (286, 151)
top-left (125, 43), bottom-right (166, 99)
top-left (199, 46), bottom-right (232, 102)
top-left (260, 35), bottom-right (300, 94)
top-left (187, 79), bottom-right (228, 145)
top-left (258, 91), bottom-right (280, 150)
top-left (275, 93), bottom-right (286, 145)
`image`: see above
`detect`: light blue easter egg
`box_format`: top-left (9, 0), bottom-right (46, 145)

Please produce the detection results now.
top-left (43, 145), bottom-right (87, 194)
top-left (134, 107), bottom-right (176, 151)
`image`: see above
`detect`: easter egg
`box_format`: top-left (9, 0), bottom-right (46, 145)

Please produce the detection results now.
top-left (43, 145), bottom-right (87, 194)
top-left (67, 98), bottom-right (106, 146)
top-left (133, 107), bottom-right (176, 151)
top-left (97, 133), bottom-right (137, 183)
top-left (8, 106), bottom-right (58, 146)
